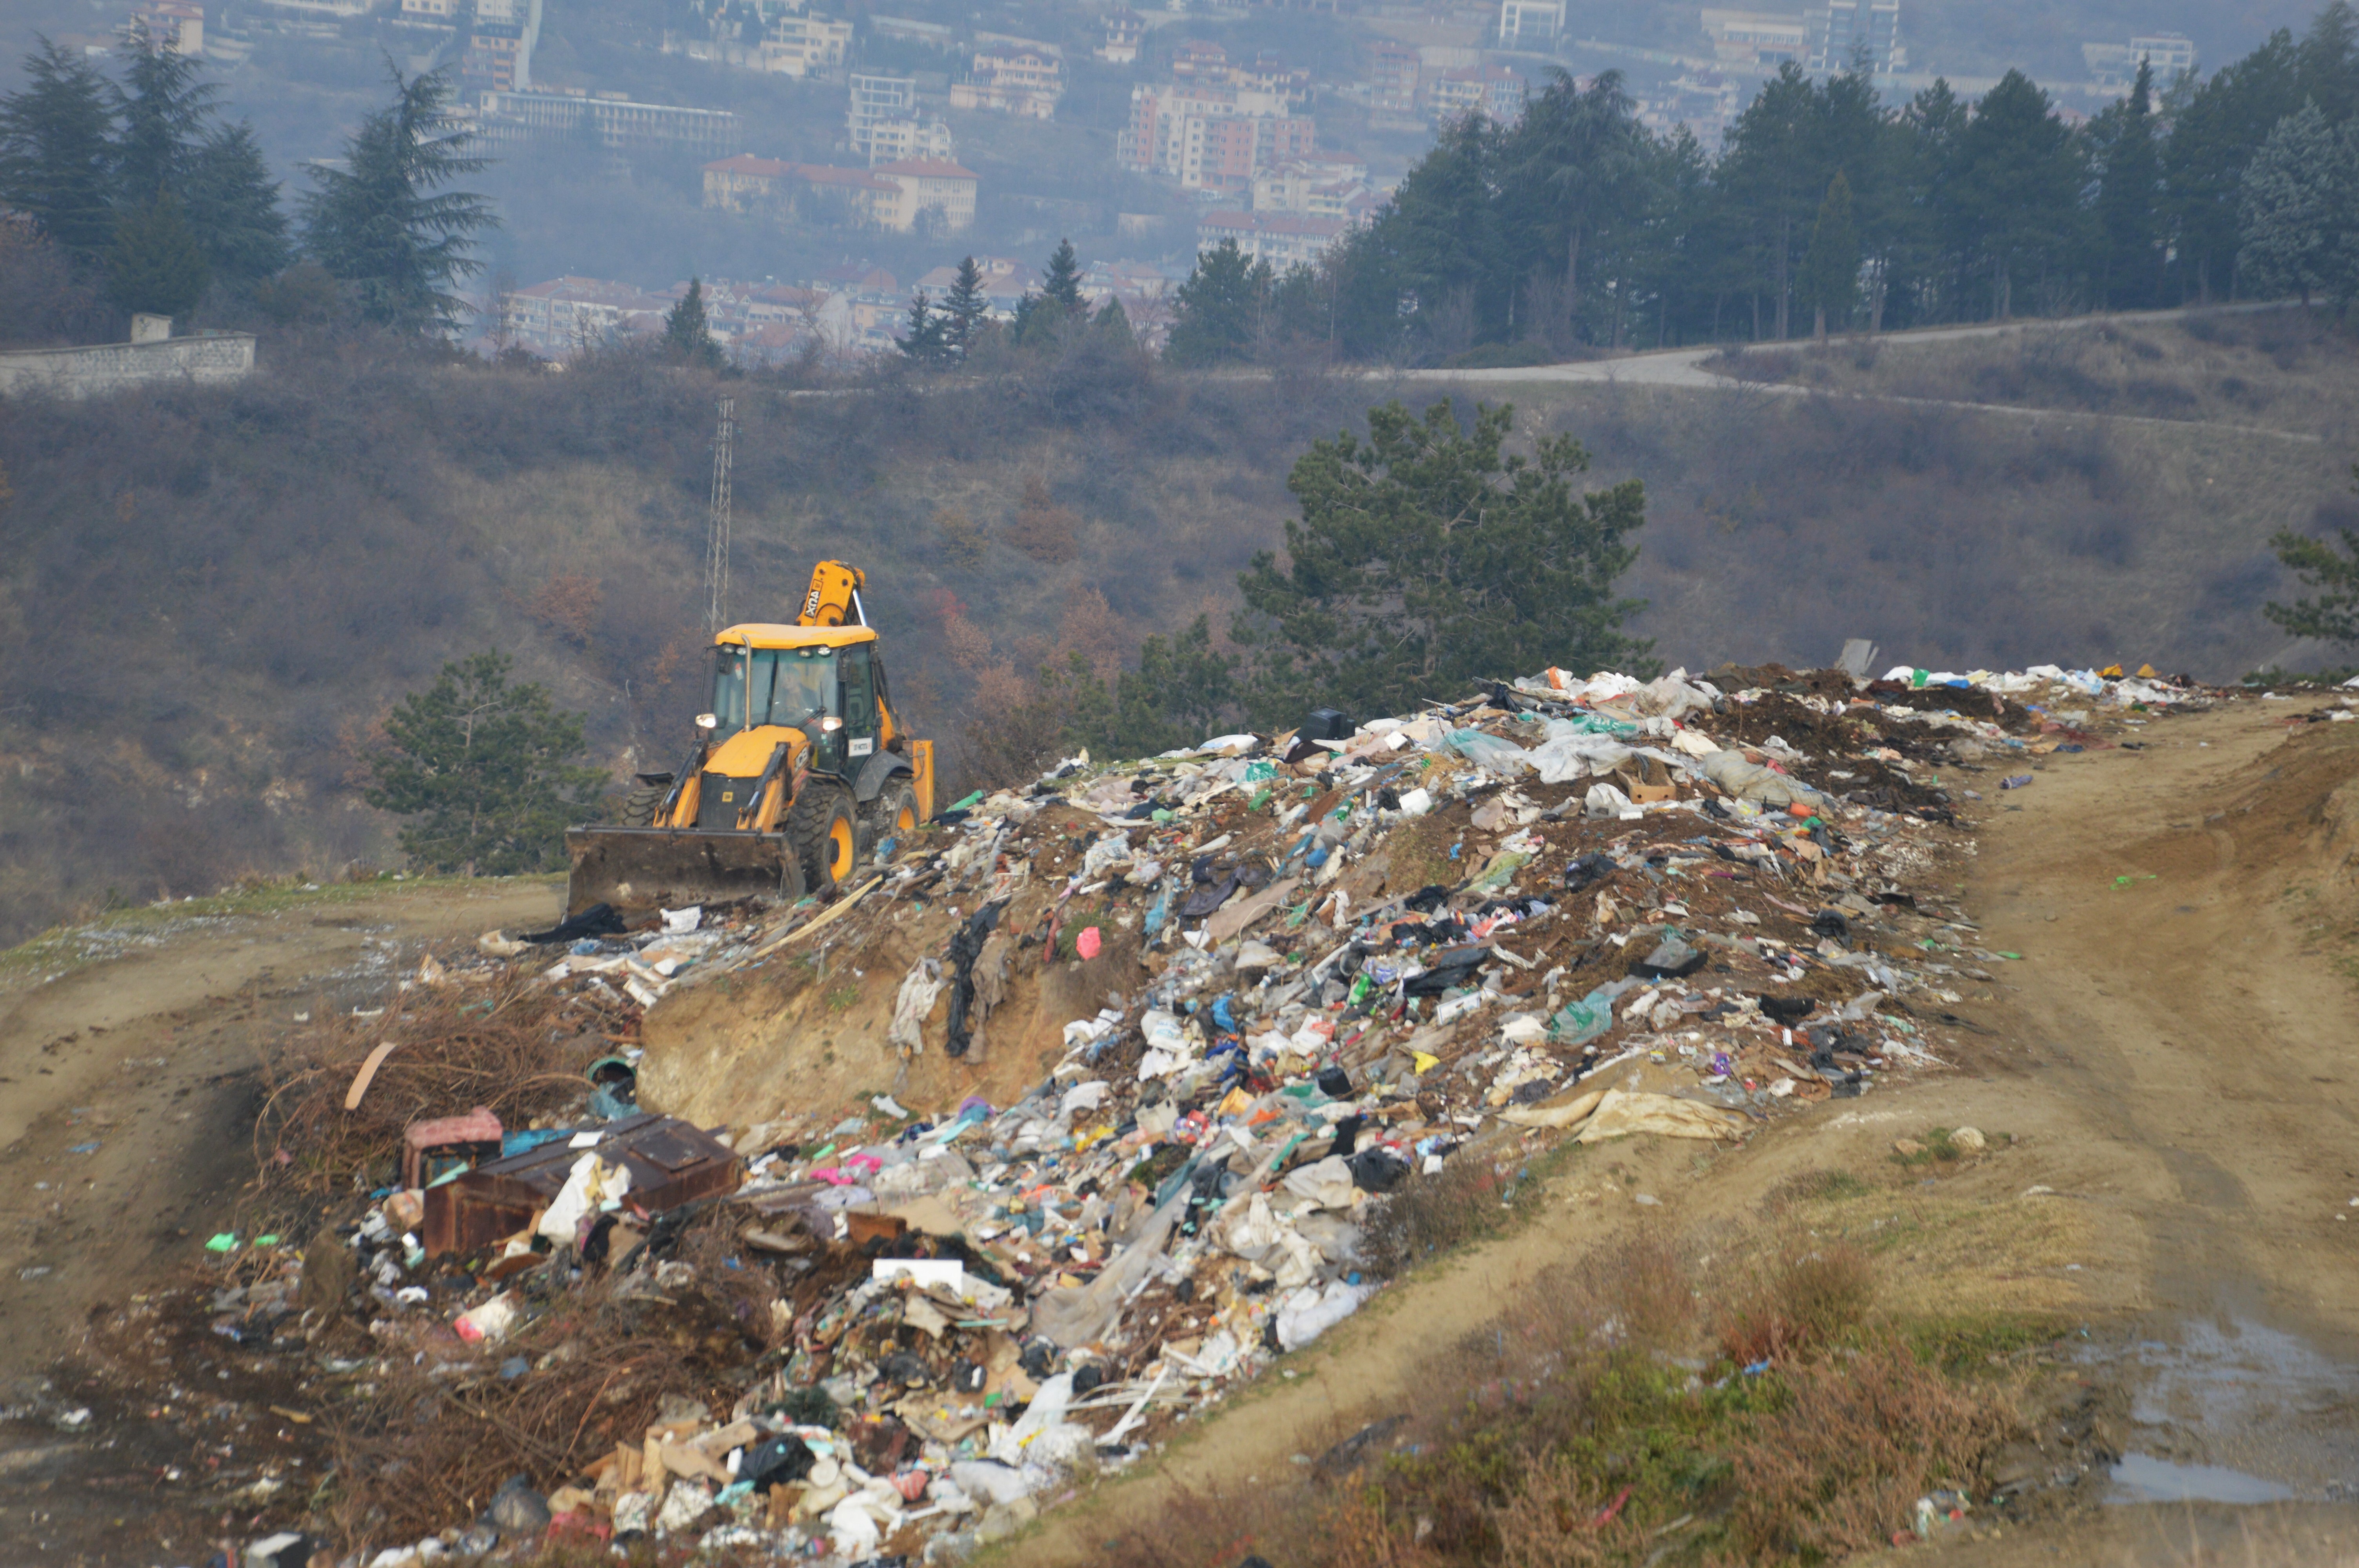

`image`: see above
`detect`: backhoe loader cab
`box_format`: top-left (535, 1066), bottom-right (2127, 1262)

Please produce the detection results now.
top-left (561, 564), bottom-right (935, 918)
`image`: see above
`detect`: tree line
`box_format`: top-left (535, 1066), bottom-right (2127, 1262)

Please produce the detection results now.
top-left (1162, 0), bottom-right (2359, 363)
top-left (0, 35), bottom-right (496, 333)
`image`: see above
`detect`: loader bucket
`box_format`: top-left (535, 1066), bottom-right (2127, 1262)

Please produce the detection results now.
top-left (563, 827), bottom-right (806, 919)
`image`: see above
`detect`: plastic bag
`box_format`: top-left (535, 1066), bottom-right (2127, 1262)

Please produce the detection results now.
top-left (1446, 729), bottom-right (1533, 774)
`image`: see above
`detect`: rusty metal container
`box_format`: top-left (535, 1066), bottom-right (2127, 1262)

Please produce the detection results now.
top-left (422, 1112), bottom-right (741, 1259)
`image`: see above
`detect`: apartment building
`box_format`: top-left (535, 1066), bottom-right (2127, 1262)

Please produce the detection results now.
top-left (1197, 210), bottom-right (1346, 270)
top-left (951, 48), bottom-right (1063, 118)
top-left (1369, 40), bottom-right (1420, 111)
top-left (1097, 10), bottom-right (1144, 63)
top-left (1120, 82), bottom-right (1313, 194)
top-left (1807, 0), bottom-right (1903, 73)
top-left (480, 90), bottom-right (739, 154)
top-left (1427, 63), bottom-right (1526, 125)
top-left (1700, 9), bottom-right (1807, 65)
top-left (871, 159), bottom-right (978, 232)
top-left (1497, 0), bottom-right (1563, 45)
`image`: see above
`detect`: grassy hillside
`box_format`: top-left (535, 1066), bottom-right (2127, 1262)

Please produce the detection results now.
top-left (1, 309), bottom-right (2349, 946)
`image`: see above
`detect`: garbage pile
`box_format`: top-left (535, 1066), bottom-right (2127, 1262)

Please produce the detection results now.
top-left (201, 659), bottom-right (2214, 1566)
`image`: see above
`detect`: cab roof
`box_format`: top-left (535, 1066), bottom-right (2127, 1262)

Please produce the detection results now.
top-left (713, 623), bottom-right (877, 650)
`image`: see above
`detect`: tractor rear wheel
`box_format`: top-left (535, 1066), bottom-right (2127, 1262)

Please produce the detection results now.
top-left (787, 782), bottom-right (859, 893)
top-left (860, 779), bottom-right (918, 857)
top-left (618, 784), bottom-right (665, 828)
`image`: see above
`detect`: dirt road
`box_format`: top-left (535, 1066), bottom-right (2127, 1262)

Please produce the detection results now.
top-left (1008, 693), bottom-right (2359, 1566)
top-left (0, 879), bottom-right (561, 1389)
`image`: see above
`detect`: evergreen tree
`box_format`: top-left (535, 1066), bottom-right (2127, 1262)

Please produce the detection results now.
top-left (664, 276), bottom-right (725, 367)
top-left (184, 123), bottom-right (290, 286)
top-left (1041, 237), bottom-right (1084, 312)
top-left (365, 650), bottom-right (602, 875)
top-left (2295, 0), bottom-right (2359, 122)
top-left (2264, 463), bottom-right (2359, 651)
top-left (1949, 71), bottom-right (2079, 318)
top-left (2089, 59), bottom-right (2164, 309)
top-left (1090, 292), bottom-right (1135, 344)
top-left (1165, 239), bottom-right (1266, 365)
top-left (898, 288), bottom-right (950, 365)
top-left (943, 254), bottom-right (987, 356)
top-left (2238, 100), bottom-right (2349, 306)
top-left (1499, 70), bottom-right (1646, 346)
top-left (300, 64), bottom-right (496, 331)
top-left (0, 40), bottom-right (119, 265)
top-left (1798, 170), bottom-right (1859, 337)
top-left (1235, 399), bottom-right (1650, 724)
top-left (1715, 64), bottom-right (1830, 339)
top-left (111, 23), bottom-right (216, 209)
top-left (2165, 33), bottom-right (2300, 301)
top-left (106, 189), bottom-right (209, 316)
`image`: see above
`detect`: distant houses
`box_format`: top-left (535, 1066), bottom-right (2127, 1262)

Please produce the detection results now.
top-left (701, 152), bottom-right (978, 234)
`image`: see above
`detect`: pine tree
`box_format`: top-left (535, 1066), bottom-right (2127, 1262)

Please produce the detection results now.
top-left (1798, 170), bottom-right (1858, 338)
top-left (184, 122), bottom-right (290, 286)
top-left (898, 288), bottom-right (949, 365)
top-left (2238, 100), bottom-right (2344, 307)
top-left (2264, 463), bottom-right (2359, 651)
top-left (2090, 59), bottom-right (2163, 309)
top-left (943, 254), bottom-right (987, 356)
top-left (112, 23), bottom-right (216, 209)
top-left (1165, 239), bottom-right (1265, 365)
top-left (1949, 71), bottom-right (2078, 319)
top-left (1041, 237), bottom-right (1084, 312)
top-left (1235, 400), bottom-right (1650, 724)
top-left (106, 189), bottom-right (211, 318)
top-left (664, 276), bottom-right (724, 367)
top-left (300, 64), bottom-right (496, 331)
top-left (365, 650), bottom-right (602, 875)
top-left (1090, 293), bottom-right (1135, 344)
top-left (0, 40), bottom-right (120, 265)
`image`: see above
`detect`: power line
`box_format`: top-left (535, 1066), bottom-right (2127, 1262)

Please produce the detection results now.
top-left (705, 396), bottom-right (734, 633)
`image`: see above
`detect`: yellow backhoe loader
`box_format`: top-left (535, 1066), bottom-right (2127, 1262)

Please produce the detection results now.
top-left (562, 561), bottom-right (934, 917)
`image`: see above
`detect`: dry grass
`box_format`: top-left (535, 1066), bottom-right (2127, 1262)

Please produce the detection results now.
top-left (253, 956), bottom-right (630, 1197)
top-left (1755, 309), bottom-right (2359, 438)
top-left (1092, 1228), bottom-right (2028, 1568)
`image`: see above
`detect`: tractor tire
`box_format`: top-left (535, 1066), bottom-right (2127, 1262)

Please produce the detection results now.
top-left (860, 779), bottom-right (919, 857)
top-left (787, 781), bottom-right (860, 893)
top-left (618, 784), bottom-right (665, 828)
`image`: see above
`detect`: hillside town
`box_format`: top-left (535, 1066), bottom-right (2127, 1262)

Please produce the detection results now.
top-left (76, 0), bottom-right (2212, 365)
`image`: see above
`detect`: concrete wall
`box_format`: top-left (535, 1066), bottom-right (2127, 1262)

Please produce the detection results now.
top-left (0, 332), bottom-right (256, 401)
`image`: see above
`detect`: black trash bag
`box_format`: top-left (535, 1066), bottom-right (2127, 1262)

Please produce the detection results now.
top-left (1347, 1148), bottom-right (1410, 1193)
top-left (1315, 1066), bottom-right (1353, 1098)
top-left (740, 1435), bottom-right (816, 1488)
top-left (951, 1359), bottom-right (987, 1394)
top-left (1403, 943), bottom-right (1489, 995)
top-left (1404, 884), bottom-right (1452, 913)
top-left (519, 903), bottom-right (625, 945)
top-left (1811, 908), bottom-right (1851, 944)
top-left (1757, 994), bottom-right (1816, 1026)
top-left (1181, 872), bottom-right (1240, 918)
top-left (1326, 1113), bottom-right (1365, 1157)
top-left (943, 899), bottom-right (1008, 1059)
top-left (1563, 852), bottom-right (1617, 894)
top-left (881, 1351), bottom-right (932, 1387)
top-left (1019, 1339), bottom-right (1057, 1378)
top-left (1071, 1363), bottom-right (1107, 1396)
